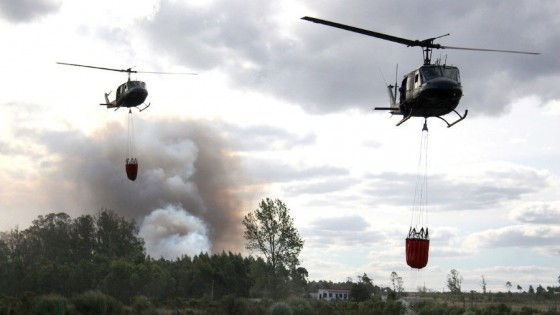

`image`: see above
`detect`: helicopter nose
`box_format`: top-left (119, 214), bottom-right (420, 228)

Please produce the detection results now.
top-left (422, 78), bottom-right (462, 100)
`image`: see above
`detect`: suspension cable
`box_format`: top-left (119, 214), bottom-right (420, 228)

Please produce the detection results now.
top-left (410, 119), bottom-right (429, 232)
top-left (127, 109), bottom-right (136, 162)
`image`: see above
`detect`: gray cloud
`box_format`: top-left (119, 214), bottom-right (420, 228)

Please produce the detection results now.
top-left (226, 124), bottom-right (316, 151)
top-left (309, 215), bottom-right (369, 231)
top-left (244, 158), bottom-right (349, 183)
top-left (0, 0), bottom-right (61, 23)
top-left (138, 0), bottom-right (558, 116)
top-left (510, 203), bottom-right (560, 225)
top-left (302, 214), bottom-right (382, 248)
top-left (466, 225), bottom-right (560, 249)
top-left (284, 177), bottom-right (359, 195)
top-left (362, 167), bottom-right (550, 211)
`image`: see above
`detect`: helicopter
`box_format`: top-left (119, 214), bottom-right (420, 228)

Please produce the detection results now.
top-left (302, 17), bottom-right (539, 127)
top-left (56, 62), bottom-right (196, 112)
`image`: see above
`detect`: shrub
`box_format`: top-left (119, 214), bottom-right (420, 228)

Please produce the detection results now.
top-left (270, 301), bottom-right (293, 315)
top-left (287, 297), bottom-right (313, 315)
top-left (131, 295), bottom-right (152, 314)
top-left (35, 294), bottom-right (68, 315)
top-left (72, 290), bottom-right (124, 315)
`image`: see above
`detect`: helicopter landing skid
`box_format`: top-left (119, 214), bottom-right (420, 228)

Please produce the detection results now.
top-left (436, 109), bottom-right (468, 128)
top-left (139, 103), bottom-right (150, 112)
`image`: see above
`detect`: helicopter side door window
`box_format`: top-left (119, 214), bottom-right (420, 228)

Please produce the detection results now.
top-left (414, 71), bottom-right (422, 89)
top-left (400, 77), bottom-right (408, 102)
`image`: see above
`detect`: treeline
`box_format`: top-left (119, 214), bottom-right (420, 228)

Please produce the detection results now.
top-left (0, 210), bottom-right (299, 304)
top-left (1, 211), bottom-right (557, 315)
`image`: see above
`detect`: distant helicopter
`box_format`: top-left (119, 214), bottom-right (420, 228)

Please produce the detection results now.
top-left (56, 62), bottom-right (196, 112)
top-left (57, 62), bottom-right (196, 181)
top-left (302, 17), bottom-right (539, 127)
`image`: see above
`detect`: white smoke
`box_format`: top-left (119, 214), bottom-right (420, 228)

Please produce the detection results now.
top-left (139, 204), bottom-right (212, 260)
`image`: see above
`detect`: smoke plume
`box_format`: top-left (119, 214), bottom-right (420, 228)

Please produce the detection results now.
top-left (139, 204), bottom-right (211, 259)
top-left (28, 117), bottom-right (252, 257)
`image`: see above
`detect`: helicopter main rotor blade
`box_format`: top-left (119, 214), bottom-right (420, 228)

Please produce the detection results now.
top-left (440, 45), bottom-right (539, 55)
top-left (302, 16), bottom-right (421, 47)
top-left (136, 70), bottom-right (198, 75)
top-left (302, 16), bottom-right (540, 55)
top-left (57, 62), bottom-right (198, 75)
top-left (56, 62), bottom-right (137, 73)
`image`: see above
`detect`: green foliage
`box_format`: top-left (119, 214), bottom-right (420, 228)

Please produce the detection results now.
top-left (0, 210), bottom-right (145, 298)
top-left (350, 273), bottom-right (374, 302)
top-left (415, 301), bottom-right (464, 315)
top-left (270, 301), bottom-right (293, 315)
top-left (243, 198), bottom-right (305, 299)
top-left (131, 295), bottom-right (153, 314)
top-left (35, 294), bottom-right (68, 315)
top-left (390, 271), bottom-right (404, 295)
top-left (72, 290), bottom-right (124, 315)
top-left (243, 198), bottom-right (304, 269)
top-left (479, 303), bottom-right (512, 314)
top-left (447, 269), bottom-right (463, 294)
top-left (287, 297), bottom-right (313, 315)
top-left (219, 294), bottom-right (246, 315)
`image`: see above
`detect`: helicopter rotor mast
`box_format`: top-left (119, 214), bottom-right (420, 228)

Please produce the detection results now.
top-left (301, 16), bottom-right (539, 65)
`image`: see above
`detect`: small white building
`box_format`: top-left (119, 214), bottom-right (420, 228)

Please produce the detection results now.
top-left (310, 289), bottom-right (350, 301)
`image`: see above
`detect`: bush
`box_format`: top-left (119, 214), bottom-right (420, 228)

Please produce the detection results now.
top-left (0, 295), bottom-right (21, 314)
top-left (131, 295), bottom-right (153, 314)
top-left (219, 295), bottom-right (246, 315)
top-left (287, 297), bottom-right (313, 315)
top-left (270, 301), bottom-right (293, 315)
top-left (35, 294), bottom-right (68, 315)
top-left (72, 290), bottom-right (124, 315)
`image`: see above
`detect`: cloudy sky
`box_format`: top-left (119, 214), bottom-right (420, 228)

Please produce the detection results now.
top-left (1, 0), bottom-right (559, 292)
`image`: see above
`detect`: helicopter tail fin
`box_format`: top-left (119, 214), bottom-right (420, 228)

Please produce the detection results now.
top-left (100, 91), bottom-right (119, 109)
top-left (104, 91), bottom-right (112, 104)
top-left (373, 84), bottom-right (399, 111)
top-left (387, 85), bottom-right (397, 107)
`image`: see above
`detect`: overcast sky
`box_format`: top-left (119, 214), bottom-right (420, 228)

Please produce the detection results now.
top-left (0, 0), bottom-right (559, 292)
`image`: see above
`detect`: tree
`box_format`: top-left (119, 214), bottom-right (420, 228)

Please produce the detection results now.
top-left (506, 281), bottom-right (512, 293)
top-left (481, 275), bottom-right (487, 294)
top-left (528, 285), bottom-right (535, 294)
top-left (242, 198), bottom-right (304, 298)
top-left (390, 272), bottom-right (404, 294)
top-left (446, 269), bottom-right (463, 294)
top-left (351, 273), bottom-right (374, 301)
top-left (94, 209), bottom-right (144, 259)
top-left (517, 284), bottom-right (522, 293)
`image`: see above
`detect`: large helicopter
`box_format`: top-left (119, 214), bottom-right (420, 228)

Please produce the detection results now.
top-left (302, 17), bottom-right (539, 127)
top-left (57, 62), bottom-right (196, 112)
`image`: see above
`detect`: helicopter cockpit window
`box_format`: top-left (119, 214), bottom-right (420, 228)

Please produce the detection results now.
top-left (128, 81), bottom-right (146, 89)
top-left (421, 67), bottom-right (439, 81)
top-left (443, 67), bottom-right (460, 82)
top-left (420, 66), bottom-right (461, 82)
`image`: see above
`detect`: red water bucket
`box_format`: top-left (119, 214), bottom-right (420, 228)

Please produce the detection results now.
top-left (125, 159), bottom-right (138, 181)
top-left (405, 238), bottom-right (430, 269)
